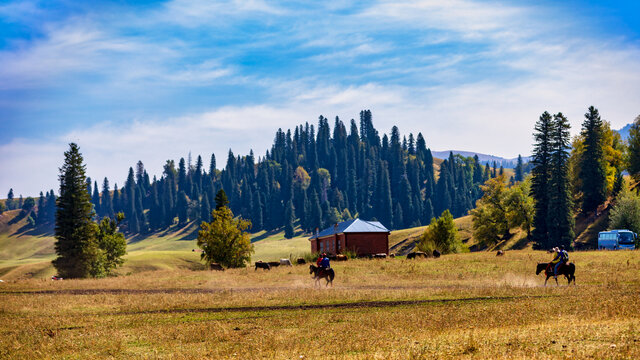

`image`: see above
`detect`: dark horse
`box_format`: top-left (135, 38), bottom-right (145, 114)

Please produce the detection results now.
top-left (536, 262), bottom-right (576, 286)
top-left (309, 264), bottom-right (335, 287)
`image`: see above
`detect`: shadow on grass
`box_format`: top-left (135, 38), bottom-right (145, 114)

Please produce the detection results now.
top-left (251, 228), bottom-right (282, 243)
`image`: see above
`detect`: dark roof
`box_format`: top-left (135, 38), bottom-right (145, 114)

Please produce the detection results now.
top-left (309, 218), bottom-right (389, 240)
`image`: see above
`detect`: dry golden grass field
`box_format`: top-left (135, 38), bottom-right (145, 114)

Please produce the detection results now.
top-left (1, 250), bottom-right (639, 359)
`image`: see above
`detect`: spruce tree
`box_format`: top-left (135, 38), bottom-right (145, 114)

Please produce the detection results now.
top-left (579, 106), bottom-right (607, 213)
top-left (46, 190), bottom-right (56, 224)
top-left (53, 143), bottom-right (99, 278)
top-left (6, 189), bottom-right (14, 210)
top-left (514, 155), bottom-right (524, 182)
top-left (284, 199), bottom-right (295, 238)
top-left (200, 193), bottom-right (211, 223)
top-left (310, 190), bottom-right (323, 231)
top-left (36, 192), bottom-right (45, 225)
top-left (177, 190), bottom-right (189, 225)
top-left (215, 189), bottom-right (229, 210)
top-left (530, 112), bottom-right (553, 249)
top-left (547, 113), bottom-right (574, 248)
top-left (378, 163), bottom-right (393, 228)
top-left (626, 115), bottom-right (640, 181)
top-left (424, 198), bottom-right (434, 223)
top-left (92, 181), bottom-right (101, 216)
top-left (209, 153), bottom-right (217, 177)
top-left (101, 177), bottom-right (114, 219)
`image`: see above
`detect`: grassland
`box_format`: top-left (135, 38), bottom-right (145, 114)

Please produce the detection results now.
top-left (1, 249), bottom-right (638, 359)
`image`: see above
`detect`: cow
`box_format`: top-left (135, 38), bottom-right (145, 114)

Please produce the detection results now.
top-left (280, 259), bottom-right (293, 266)
top-left (255, 261), bottom-right (271, 271)
top-left (335, 254), bottom-right (348, 261)
top-left (407, 251), bottom-right (428, 259)
top-left (374, 253), bottom-right (387, 259)
top-left (432, 250), bottom-right (441, 258)
top-left (267, 261), bottom-right (281, 268)
top-left (496, 250), bottom-right (504, 256)
top-left (296, 258), bottom-right (306, 265)
top-left (389, 253), bottom-right (396, 258)
top-left (209, 263), bottom-right (224, 271)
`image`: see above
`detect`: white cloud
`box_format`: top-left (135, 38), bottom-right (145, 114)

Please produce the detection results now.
top-left (2, 0), bottom-right (640, 196)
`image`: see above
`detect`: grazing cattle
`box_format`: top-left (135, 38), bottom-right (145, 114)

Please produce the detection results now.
top-left (267, 261), bottom-right (281, 268)
top-left (496, 250), bottom-right (504, 256)
top-left (335, 254), bottom-right (348, 261)
top-left (407, 251), bottom-right (428, 259)
top-left (255, 261), bottom-right (271, 271)
top-left (374, 253), bottom-right (387, 259)
top-left (280, 259), bottom-right (293, 266)
top-left (296, 258), bottom-right (306, 265)
top-left (432, 250), bottom-right (441, 258)
top-left (51, 276), bottom-right (63, 280)
top-left (209, 263), bottom-right (224, 271)
top-left (389, 253), bottom-right (395, 258)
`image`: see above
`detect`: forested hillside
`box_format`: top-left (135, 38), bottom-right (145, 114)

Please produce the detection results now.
top-left (14, 111), bottom-right (518, 236)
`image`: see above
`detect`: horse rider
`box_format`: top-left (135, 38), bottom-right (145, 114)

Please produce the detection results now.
top-left (315, 253), bottom-right (330, 276)
top-left (551, 246), bottom-right (568, 280)
top-left (316, 253), bottom-right (325, 267)
top-left (320, 253), bottom-right (331, 270)
top-left (556, 245), bottom-right (569, 278)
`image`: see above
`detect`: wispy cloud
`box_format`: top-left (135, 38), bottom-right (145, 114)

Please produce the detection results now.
top-left (1, 0), bottom-right (640, 196)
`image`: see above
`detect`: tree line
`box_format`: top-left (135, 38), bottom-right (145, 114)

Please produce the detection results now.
top-left (19, 110), bottom-right (517, 237)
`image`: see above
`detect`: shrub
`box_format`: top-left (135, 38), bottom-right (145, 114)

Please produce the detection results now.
top-left (418, 210), bottom-right (463, 254)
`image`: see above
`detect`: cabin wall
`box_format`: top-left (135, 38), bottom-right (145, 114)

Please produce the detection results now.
top-left (345, 233), bottom-right (389, 255)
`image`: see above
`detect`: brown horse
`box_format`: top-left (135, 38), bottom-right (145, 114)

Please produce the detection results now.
top-left (536, 262), bottom-right (575, 286)
top-left (309, 264), bottom-right (334, 287)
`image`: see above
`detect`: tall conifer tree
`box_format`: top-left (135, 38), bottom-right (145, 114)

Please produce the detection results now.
top-left (53, 143), bottom-right (98, 278)
top-left (547, 113), bottom-right (574, 248)
top-left (530, 112), bottom-right (553, 249)
top-left (579, 106), bottom-right (607, 213)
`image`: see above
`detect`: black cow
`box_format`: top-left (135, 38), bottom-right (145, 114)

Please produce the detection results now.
top-left (296, 258), bottom-right (306, 265)
top-left (255, 262), bottom-right (271, 271)
top-left (432, 250), bottom-right (441, 258)
top-left (407, 251), bottom-right (428, 259)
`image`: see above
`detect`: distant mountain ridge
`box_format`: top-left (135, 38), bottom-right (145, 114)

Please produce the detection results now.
top-left (432, 150), bottom-right (531, 169)
top-left (615, 123), bottom-right (632, 142)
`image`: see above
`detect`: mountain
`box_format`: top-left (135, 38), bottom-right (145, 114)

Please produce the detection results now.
top-left (615, 123), bottom-right (632, 142)
top-left (431, 151), bottom-right (531, 169)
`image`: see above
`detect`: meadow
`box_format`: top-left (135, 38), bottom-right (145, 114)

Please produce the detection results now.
top-left (1, 250), bottom-right (639, 359)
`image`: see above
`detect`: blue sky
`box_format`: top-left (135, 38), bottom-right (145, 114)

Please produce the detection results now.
top-left (1, 0), bottom-right (639, 196)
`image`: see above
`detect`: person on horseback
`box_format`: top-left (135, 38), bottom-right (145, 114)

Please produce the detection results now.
top-left (555, 245), bottom-right (569, 278)
top-left (320, 253), bottom-right (330, 270)
top-left (316, 253), bottom-right (325, 267)
top-left (550, 247), bottom-right (561, 279)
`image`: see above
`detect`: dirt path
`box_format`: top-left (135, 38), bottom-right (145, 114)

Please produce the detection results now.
top-left (113, 294), bottom-right (560, 315)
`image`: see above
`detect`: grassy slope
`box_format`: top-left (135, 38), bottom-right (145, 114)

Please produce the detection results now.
top-left (0, 210), bottom-right (310, 279)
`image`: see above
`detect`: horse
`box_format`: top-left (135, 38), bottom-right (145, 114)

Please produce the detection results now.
top-left (309, 264), bottom-right (335, 287)
top-left (536, 262), bottom-right (575, 286)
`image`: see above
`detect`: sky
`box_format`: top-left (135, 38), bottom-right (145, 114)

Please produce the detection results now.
top-left (1, 0), bottom-right (639, 197)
